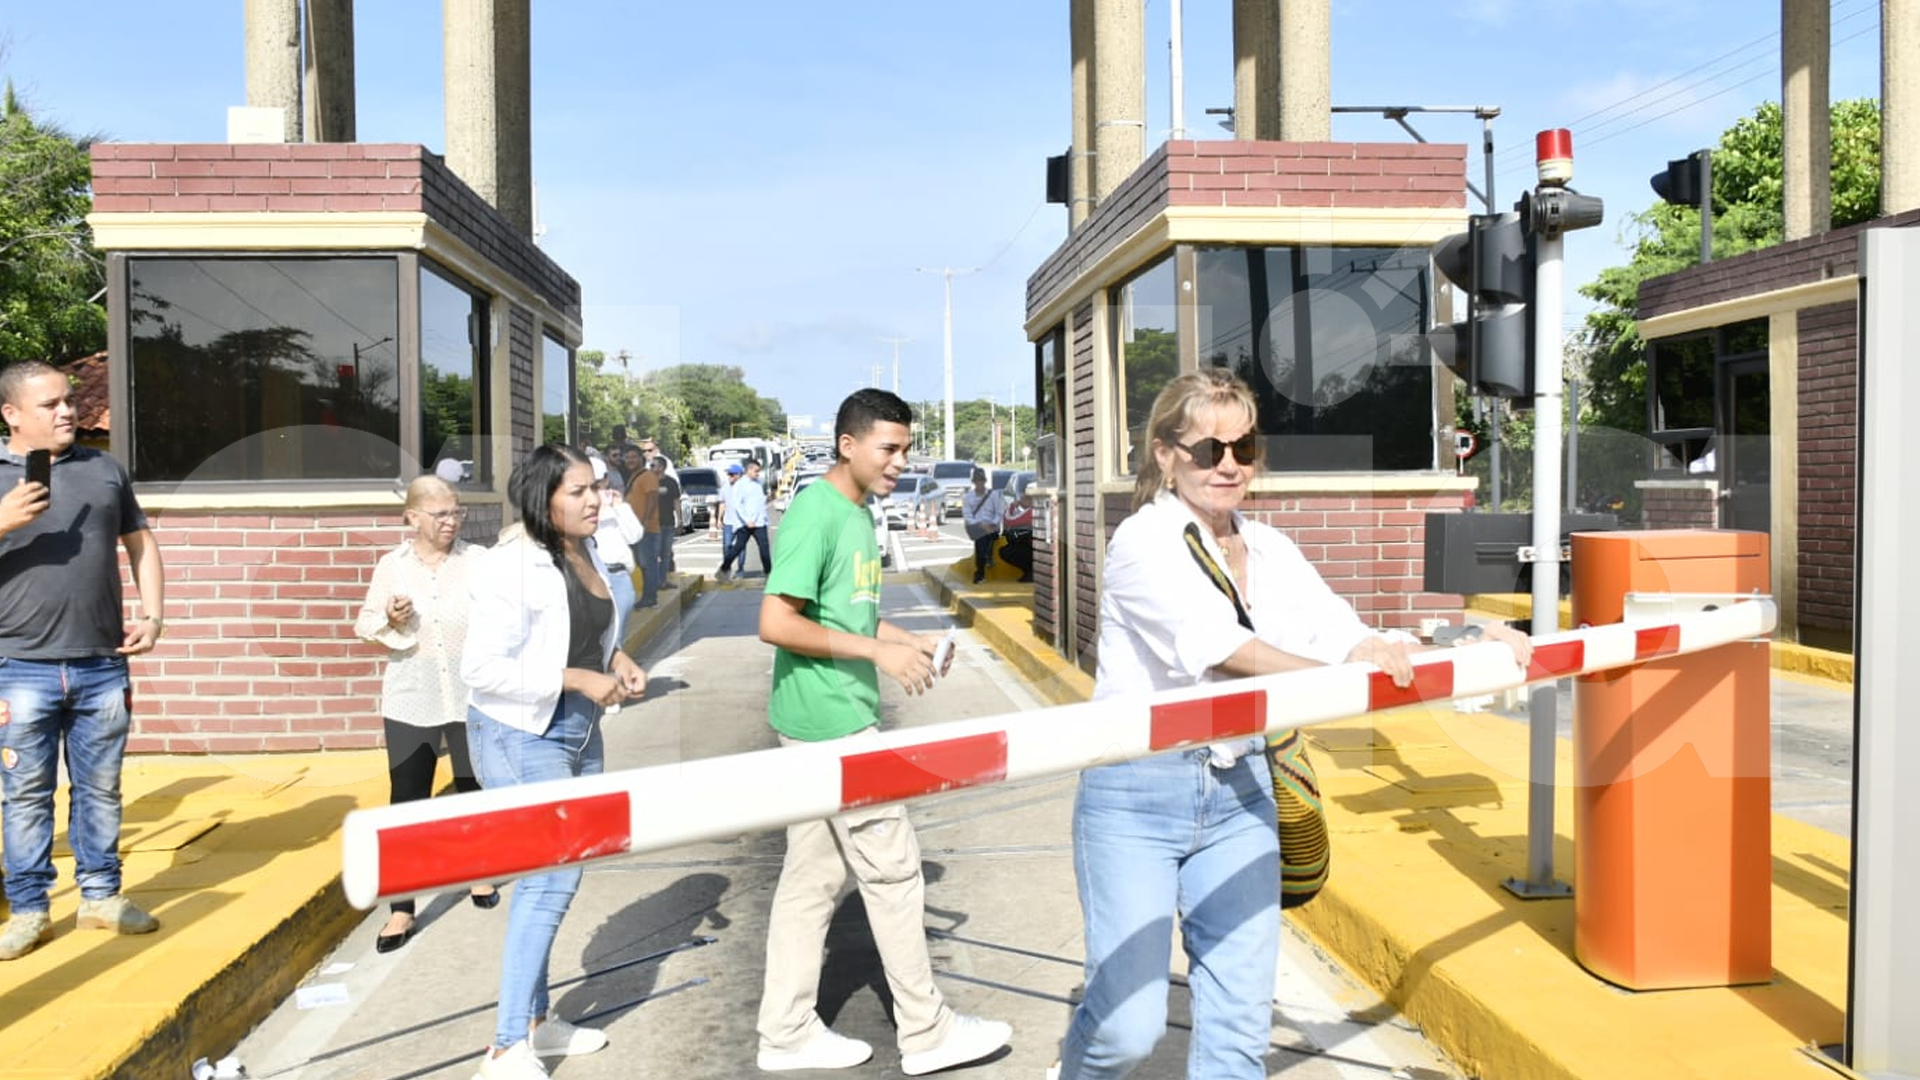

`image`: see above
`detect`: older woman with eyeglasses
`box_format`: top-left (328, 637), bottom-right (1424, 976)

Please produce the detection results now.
top-left (1054, 369), bottom-right (1527, 1080)
top-left (353, 474), bottom-right (497, 954)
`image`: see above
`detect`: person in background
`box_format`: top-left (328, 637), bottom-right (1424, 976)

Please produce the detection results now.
top-left (625, 453), bottom-right (661, 609)
top-left (353, 474), bottom-right (495, 954)
top-left (589, 455), bottom-right (642, 641)
top-left (1054, 369), bottom-right (1529, 1079)
top-left (754, 389), bottom-right (1010, 1075)
top-left (460, 443), bottom-right (648, 1080)
top-left (716, 462), bottom-right (739, 554)
top-left (653, 456), bottom-right (681, 588)
top-left (0, 361), bottom-right (165, 961)
top-left (719, 459), bottom-right (772, 580)
top-left (961, 468), bottom-right (1003, 585)
top-left (998, 483), bottom-right (1035, 583)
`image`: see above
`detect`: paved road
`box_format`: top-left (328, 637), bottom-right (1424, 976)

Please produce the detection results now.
top-left (673, 513), bottom-right (980, 580)
top-left (233, 584), bottom-right (1461, 1080)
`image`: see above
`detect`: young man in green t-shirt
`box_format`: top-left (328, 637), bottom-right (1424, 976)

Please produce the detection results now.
top-left (754, 389), bottom-right (1012, 1075)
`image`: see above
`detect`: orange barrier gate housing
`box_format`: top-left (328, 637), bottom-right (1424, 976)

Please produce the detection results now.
top-left (1570, 529), bottom-right (1773, 990)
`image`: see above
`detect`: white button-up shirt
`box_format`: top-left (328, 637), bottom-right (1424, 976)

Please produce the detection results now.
top-left (460, 533), bottom-right (619, 734)
top-left (354, 540), bottom-right (474, 728)
top-left (1095, 491), bottom-right (1377, 722)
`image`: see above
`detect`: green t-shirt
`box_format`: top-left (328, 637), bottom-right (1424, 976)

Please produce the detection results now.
top-left (765, 480), bottom-right (885, 741)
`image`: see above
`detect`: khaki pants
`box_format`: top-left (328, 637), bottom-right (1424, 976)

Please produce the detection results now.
top-left (757, 736), bottom-right (955, 1055)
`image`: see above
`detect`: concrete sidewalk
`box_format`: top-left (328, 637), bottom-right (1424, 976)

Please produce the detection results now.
top-left (928, 567), bottom-right (1855, 1080)
top-left (0, 576), bottom-right (708, 1080)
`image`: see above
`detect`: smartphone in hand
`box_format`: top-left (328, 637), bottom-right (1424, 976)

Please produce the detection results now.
top-left (25, 449), bottom-right (51, 493)
top-left (931, 629), bottom-right (956, 678)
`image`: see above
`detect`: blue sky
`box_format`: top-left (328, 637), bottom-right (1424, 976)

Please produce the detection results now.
top-left (0, 1), bottom-right (1884, 433)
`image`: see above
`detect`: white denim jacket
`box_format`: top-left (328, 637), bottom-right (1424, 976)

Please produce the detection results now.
top-left (460, 533), bottom-right (618, 734)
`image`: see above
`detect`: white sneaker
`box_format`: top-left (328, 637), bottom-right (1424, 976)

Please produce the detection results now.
top-left (756, 1026), bottom-right (874, 1071)
top-left (472, 1040), bottom-right (549, 1080)
top-left (1045, 1061), bottom-right (1061, 1080)
top-left (900, 1015), bottom-right (1012, 1076)
top-left (528, 1014), bottom-right (607, 1057)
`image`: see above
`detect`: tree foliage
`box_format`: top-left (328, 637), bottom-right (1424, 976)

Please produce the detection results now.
top-left (0, 82), bottom-right (105, 365)
top-left (643, 363), bottom-right (784, 446)
top-left (1575, 98), bottom-right (1881, 436)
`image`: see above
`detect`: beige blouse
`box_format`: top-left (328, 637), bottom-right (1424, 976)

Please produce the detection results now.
top-left (354, 540), bottom-right (474, 727)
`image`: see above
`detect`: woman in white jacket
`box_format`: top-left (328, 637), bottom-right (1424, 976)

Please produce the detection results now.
top-left (461, 444), bottom-right (649, 1080)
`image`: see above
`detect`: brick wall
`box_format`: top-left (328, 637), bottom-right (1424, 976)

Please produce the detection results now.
top-left (1032, 492), bottom-right (1058, 645)
top-left (1064, 488), bottom-right (1473, 655)
top-left (508, 305), bottom-right (537, 459)
top-left (120, 507), bottom-right (508, 752)
top-left (1028, 140), bottom-right (1467, 320)
top-left (1798, 301), bottom-right (1857, 633)
top-left (122, 511), bottom-right (400, 753)
top-left (90, 143), bottom-right (582, 324)
top-left (1637, 482), bottom-right (1719, 529)
top-left (1639, 209), bottom-right (1920, 319)
top-left (1070, 300), bottom-right (1098, 669)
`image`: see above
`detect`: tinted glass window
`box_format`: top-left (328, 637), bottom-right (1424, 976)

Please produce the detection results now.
top-left (420, 262), bottom-right (489, 484)
top-left (1196, 245), bottom-right (1433, 472)
top-left (679, 468), bottom-right (719, 493)
top-left (1112, 255), bottom-right (1179, 475)
top-left (1650, 334), bottom-right (1715, 432)
top-left (127, 257), bottom-right (400, 481)
top-left (541, 333), bottom-right (572, 445)
top-left (932, 462), bottom-right (973, 479)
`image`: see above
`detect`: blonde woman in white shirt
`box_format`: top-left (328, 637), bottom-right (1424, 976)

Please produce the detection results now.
top-left (1057, 369), bottom-right (1526, 1080)
top-left (353, 475), bottom-right (495, 954)
top-left (460, 444), bottom-right (648, 1080)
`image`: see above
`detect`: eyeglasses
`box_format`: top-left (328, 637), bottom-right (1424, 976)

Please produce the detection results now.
top-left (1172, 432), bottom-right (1258, 469)
top-left (414, 508), bottom-right (467, 523)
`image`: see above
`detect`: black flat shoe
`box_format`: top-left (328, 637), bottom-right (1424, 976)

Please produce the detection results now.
top-left (470, 889), bottom-right (501, 910)
top-left (375, 923), bottom-right (415, 953)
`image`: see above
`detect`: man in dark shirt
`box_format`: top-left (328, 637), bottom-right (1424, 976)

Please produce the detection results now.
top-left (655, 458), bottom-right (681, 587)
top-left (0, 361), bottom-right (166, 960)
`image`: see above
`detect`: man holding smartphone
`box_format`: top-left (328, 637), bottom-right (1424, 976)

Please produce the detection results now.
top-left (0, 361), bottom-right (165, 961)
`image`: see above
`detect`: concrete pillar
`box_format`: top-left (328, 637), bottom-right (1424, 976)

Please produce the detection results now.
top-left (1070, 0), bottom-right (1095, 228)
top-left (1781, 0), bottom-right (1830, 240)
top-left (1885, 0), bottom-right (1920, 216)
top-left (303, 0), bottom-right (356, 142)
top-left (1090, 0), bottom-right (1145, 208)
top-left (444, 0), bottom-right (533, 237)
top-left (244, 0), bottom-right (301, 143)
top-left (1232, 0), bottom-right (1282, 140)
top-left (1278, 0), bottom-right (1331, 141)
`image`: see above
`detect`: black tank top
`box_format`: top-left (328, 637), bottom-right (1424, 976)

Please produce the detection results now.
top-left (561, 560), bottom-right (612, 674)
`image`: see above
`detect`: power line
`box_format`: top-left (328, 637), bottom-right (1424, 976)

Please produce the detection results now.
top-left (1491, 0), bottom-right (1877, 168)
top-left (976, 200), bottom-right (1049, 272)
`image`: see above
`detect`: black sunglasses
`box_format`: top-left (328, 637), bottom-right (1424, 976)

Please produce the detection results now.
top-left (1172, 432), bottom-right (1259, 469)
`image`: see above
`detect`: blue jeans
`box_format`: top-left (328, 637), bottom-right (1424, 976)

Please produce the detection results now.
top-left (656, 527), bottom-right (675, 585)
top-left (468, 694), bottom-right (605, 1050)
top-left (1061, 750), bottom-right (1280, 1080)
top-left (0, 656), bottom-right (134, 912)
top-left (606, 563), bottom-right (635, 644)
top-left (637, 533), bottom-right (662, 606)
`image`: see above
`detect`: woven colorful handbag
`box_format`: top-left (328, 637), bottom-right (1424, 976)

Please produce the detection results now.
top-left (1182, 524), bottom-right (1330, 907)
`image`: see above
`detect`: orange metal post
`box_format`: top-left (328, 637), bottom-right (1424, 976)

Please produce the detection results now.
top-left (1569, 529), bottom-right (1772, 990)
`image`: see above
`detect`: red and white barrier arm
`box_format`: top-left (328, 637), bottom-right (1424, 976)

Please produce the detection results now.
top-left (341, 599), bottom-right (1776, 909)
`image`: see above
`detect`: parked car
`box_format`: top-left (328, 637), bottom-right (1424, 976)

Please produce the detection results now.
top-left (865, 493), bottom-right (892, 568)
top-left (881, 471), bottom-right (939, 528)
top-left (989, 468), bottom-right (1017, 495)
top-left (1003, 470), bottom-right (1036, 501)
top-left (929, 460), bottom-right (977, 518)
top-left (677, 467), bottom-right (722, 532)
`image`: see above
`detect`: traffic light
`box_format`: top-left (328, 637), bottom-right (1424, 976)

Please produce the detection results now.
top-left (1651, 150), bottom-right (1710, 208)
top-left (1427, 211), bottom-right (1534, 399)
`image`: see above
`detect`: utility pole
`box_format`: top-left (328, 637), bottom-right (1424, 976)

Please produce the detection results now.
top-left (878, 336), bottom-right (910, 396)
top-left (916, 266), bottom-right (978, 459)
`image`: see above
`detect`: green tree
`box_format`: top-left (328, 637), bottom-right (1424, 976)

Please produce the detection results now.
top-left (0, 82), bottom-right (104, 365)
top-left (1576, 99), bottom-right (1881, 436)
top-left (644, 363), bottom-right (783, 446)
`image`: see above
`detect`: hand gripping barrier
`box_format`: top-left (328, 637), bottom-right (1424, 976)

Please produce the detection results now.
top-left (340, 599), bottom-right (1776, 909)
